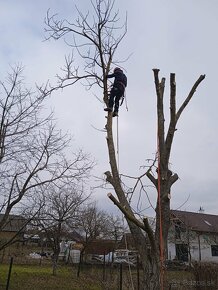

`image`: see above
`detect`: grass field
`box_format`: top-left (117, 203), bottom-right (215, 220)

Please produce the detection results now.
top-left (0, 262), bottom-right (199, 290)
top-left (0, 263), bottom-right (105, 290)
top-left (0, 245), bottom-right (132, 290)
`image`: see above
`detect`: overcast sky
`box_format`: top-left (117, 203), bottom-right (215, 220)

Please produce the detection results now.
top-left (0, 0), bottom-right (218, 217)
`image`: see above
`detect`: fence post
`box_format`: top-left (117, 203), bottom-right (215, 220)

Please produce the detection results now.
top-left (77, 252), bottom-right (83, 278)
top-left (119, 263), bottom-right (123, 290)
top-left (137, 255), bottom-right (140, 290)
top-left (103, 252), bottom-right (106, 281)
top-left (6, 257), bottom-right (13, 290)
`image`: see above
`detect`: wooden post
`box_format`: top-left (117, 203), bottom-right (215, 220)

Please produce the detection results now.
top-left (137, 255), bottom-right (140, 290)
top-left (198, 234), bottom-right (201, 261)
top-left (103, 252), bottom-right (106, 281)
top-left (77, 252), bottom-right (83, 278)
top-left (6, 257), bottom-right (13, 290)
top-left (119, 263), bottom-right (123, 290)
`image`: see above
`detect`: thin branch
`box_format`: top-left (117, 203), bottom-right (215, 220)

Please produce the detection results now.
top-left (176, 74), bottom-right (205, 121)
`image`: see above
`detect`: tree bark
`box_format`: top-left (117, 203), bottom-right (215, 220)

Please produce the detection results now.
top-left (105, 111), bottom-right (160, 289)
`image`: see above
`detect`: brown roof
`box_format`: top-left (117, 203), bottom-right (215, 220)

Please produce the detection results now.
top-left (118, 233), bottom-right (136, 250)
top-left (171, 210), bottom-right (218, 233)
top-left (0, 214), bottom-right (26, 232)
top-left (67, 230), bottom-right (84, 242)
top-left (84, 239), bottom-right (116, 255)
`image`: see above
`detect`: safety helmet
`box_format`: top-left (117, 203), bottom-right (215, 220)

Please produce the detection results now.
top-left (114, 67), bottom-right (121, 73)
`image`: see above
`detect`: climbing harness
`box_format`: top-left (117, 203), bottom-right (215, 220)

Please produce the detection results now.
top-left (120, 96), bottom-right (125, 106)
top-left (120, 91), bottom-right (128, 111)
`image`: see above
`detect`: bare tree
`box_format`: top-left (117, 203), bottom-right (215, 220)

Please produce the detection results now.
top-left (33, 184), bottom-right (87, 275)
top-left (0, 65), bottom-right (94, 251)
top-left (76, 204), bottom-right (125, 245)
top-left (44, 1), bottom-right (205, 289)
top-left (77, 203), bottom-right (111, 246)
top-left (106, 213), bottom-right (126, 242)
top-left (44, 0), bottom-right (127, 99)
top-left (73, 203), bottom-right (114, 277)
top-left (148, 70), bottom-right (205, 259)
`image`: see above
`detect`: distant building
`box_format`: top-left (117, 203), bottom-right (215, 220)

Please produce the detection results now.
top-left (168, 210), bottom-right (218, 263)
top-left (118, 233), bottom-right (135, 250)
top-left (115, 210), bottom-right (218, 265)
top-left (0, 214), bottom-right (26, 243)
top-left (83, 239), bottom-right (117, 255)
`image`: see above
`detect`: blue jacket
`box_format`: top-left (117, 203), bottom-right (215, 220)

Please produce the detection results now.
top-left (107, 69), bottom-right (127, 90)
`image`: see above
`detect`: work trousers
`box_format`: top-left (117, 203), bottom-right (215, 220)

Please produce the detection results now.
top-left (108, 86), bottom-right (124, 113)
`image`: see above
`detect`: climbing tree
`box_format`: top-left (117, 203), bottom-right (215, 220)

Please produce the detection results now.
top-left (45, 0), bottom-right (205, 289)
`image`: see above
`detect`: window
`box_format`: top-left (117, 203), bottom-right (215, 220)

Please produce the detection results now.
top-left (175, 222), bottom-right (185, 239)
top-left (175, 244), bottom-right (188, 262)
top-left (175, 224), bottom-right (181, 239)
top-left (211, 245), bottom-right (218, 256)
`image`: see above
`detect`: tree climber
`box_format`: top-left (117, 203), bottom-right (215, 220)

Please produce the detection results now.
top-left (104, 67), bottom-right (127, 117)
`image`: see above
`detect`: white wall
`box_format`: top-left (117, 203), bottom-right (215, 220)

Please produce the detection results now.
top-left (168, 234), bottom-right (218, 263)
top-left (168, 242), bottom-right (176, 260)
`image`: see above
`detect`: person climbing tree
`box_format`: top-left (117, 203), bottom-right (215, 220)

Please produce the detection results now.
top-left (104, 67), bottom-right (127, 117)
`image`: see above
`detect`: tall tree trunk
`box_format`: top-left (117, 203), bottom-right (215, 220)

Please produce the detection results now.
top-left (105, 70), bottom-right (205, 289)
top-left (52, 249), bottom-right (60, 276)
top-left (105, 112), bottom-right (160, 289)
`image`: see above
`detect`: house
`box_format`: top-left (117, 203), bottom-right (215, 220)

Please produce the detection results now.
top-left (118, 233), bottom-right (136, 250)
top-left (80, 239), bottom-right (116, 263)
top-left (0, 214), bottom-right (27, 243)
top-left (168, 210), bottom-right (218, 263)
top-left (83, 239), bottom-right (116, 255)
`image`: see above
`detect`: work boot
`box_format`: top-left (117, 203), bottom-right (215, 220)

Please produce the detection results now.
top-left (104, 107), bottom-right (112, 112)
top-left (113, 112), bottom-right (119, 117)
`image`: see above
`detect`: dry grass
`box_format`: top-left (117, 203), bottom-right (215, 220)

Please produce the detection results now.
top-left (0, 264), bottom-right (103, 290)
top-left (0, 262), bottom-right (199, 290)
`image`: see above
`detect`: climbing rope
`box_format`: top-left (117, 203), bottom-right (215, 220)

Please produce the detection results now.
top-left (157, 127), bottom-right (165, 290)
top-left (116, 116), bottom-right (120, 171)
top-left (124, 91), bottom-right (128, 111)
top-left (116, 93), bottom-right (128, 172)
top-left (122, 215), bottom-right (135, 290)
top-left (114, 95), bottom-right (135, 289)
top-left (117, 117), bottom-right (134, 289)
